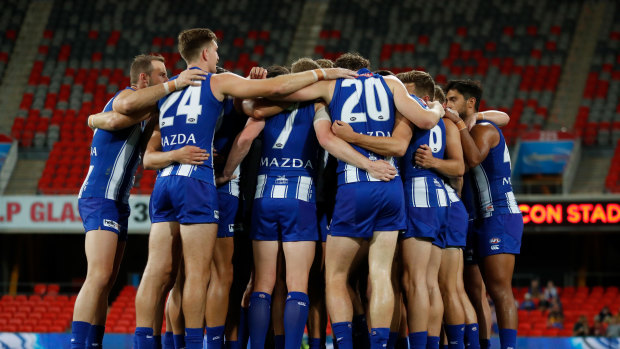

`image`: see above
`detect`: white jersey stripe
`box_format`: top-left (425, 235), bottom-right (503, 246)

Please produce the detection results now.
top-left (255, 175), bottom-right (267, 199)
top-left (177, 164), bottom-right (192, 177)
top-left (473, 165), bottom-right (493, 217)
top-left (78, 165), bottom-right (95, 198)
top-left (413, 177), bottom-right (430, 208)
top-left (437, 187), bottom-right (448, 207)
top-left (296, 176), bottom-right (313, 201)
top-left (105, 126), bottom-right (139, 200)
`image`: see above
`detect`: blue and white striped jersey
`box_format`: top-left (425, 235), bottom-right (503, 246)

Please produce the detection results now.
top-left (444, 183), bottom-right (461, 204)
top-left (79, 87), bottom-right (144, 203)
top-left (401, 94), bottom-right (448, 208)
top-left (214, 97), bottom-right (245, 197)
top-left (254, 102), bottom-right (319, 203)
top-left (470, 120), bottom-right (520, 217)
top-left (401, 95), bottom-right (446, 181)
top-left (328, 68), bottom-right (399, 185)
top-left (156, 69), bottom-right (222, 185)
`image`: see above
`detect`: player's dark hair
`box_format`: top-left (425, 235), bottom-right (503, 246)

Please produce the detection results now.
top-left (334, 52), bottom-right (370, 71)
top-left (215, 66), bottom-right (229, 74)
top-left (374, 70), bottom-right (395, 76)
top-left (130, 54), bottom-right (165, 85)
top-left (315, 58), bottom-right (334, 69)
top-left (266, 65), bottom-right (290, 78)
top-left (396, 70), bottom-right (435, 99)
top-left (178, 28), bottom-right (218, 64)
top-left (445, 79), bottom-right (483, 111)
top-left (291, 57), bottom-right (320, 73)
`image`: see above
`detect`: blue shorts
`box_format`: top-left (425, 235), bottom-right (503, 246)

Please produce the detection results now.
top-left (470, 214), bottom-right (523, 260)
top-left (330, 181), bottom-right (406, 240)
top-left (217, 192), bottom-right (240, 238)
top-left (444, 201), bottom-right (468, 248)
top-left (78, 198), bottom-right (130, 241)
top-left (316, 203), bottom-right (332, 243)
top-left (150, 176), bottom-right (219, 224)
top-left (251, 198), bottom-right (318, 242)
top-left (401, 206), bottom-right (448, 245)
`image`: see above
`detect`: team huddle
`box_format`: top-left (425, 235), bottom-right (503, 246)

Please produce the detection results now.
top-left (70, 28), bottom-right (523, 349)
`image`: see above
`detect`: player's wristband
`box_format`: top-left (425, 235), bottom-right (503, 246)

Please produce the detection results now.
top-left (314, 68), bottom-right (325, 81)
top-left (88, 115), bottom-right (96, 129)
top-left (456, 120), bottom-right (466, 131)
top-left (163, 81), bottom-right (170, 94)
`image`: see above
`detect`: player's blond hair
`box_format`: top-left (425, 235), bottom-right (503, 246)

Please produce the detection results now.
top-left (130, 54), bottom-right (165, 85)
top-left (396, 70), bottom-right (435, 99)
top-left (291, 57), bottom-right (320, 73)
top-left (178, 28), bottom-right (217, 64)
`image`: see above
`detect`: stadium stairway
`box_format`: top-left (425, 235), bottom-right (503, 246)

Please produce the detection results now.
top-left (0, 0), bottom-right (52, 134)
top-left (3, 159), bottom-right (46, 195)
top-left (286, 0), bottom-right (330, 65)
top-left (571, 147), bottom-right (615, 194)
top-left (548, 1), bottom-right (610, 130)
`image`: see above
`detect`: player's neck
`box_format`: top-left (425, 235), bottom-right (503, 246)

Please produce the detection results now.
top-left (463, 111), bottom-right (476, 124)
top-left (187, 61), bottom-right (209, 73)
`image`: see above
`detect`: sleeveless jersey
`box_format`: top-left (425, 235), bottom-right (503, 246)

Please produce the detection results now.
top-left (79, 87), bottom-right (143, 203)
top-left (255, 102), bottom-right (319, 202)
top-left (156, 69), bottom-right (222, 185)
top-left (214, 97), bottom-right (245, 197)
top-left (401, 95), bottom-right (446, 180)
top-left (328, 68), bottom-right (398, 185)
top-left (470, 120), bottom-right (520, 217)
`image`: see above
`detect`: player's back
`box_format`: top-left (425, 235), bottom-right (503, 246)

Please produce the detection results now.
top-left (79, 87), bottom-right (143, 203)
top-left (470, 120), bottom-right (520, 217)
top-left (214, 98), bottom-right (246, 197)
top-left (157, 69), bottom-right (222, 185)
top-left (328, 68), bottom-right (397, 185)
top-left (255, 102), bottom-right (319, 202)
top-left (401, 95), bottom-right (446, 180)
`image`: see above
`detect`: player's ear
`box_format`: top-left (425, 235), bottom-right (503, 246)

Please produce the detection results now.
top-left (139, 72), bottom-right (148, 85)
top-left (467, 97), bottom-right (476, 110)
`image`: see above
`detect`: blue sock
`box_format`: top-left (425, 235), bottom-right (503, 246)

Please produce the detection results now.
top-left (499, 329), bottom-right (517, 349)
top-left (480, 338), bottom-right (490, 349)
top-left (396, 336), bottom-right (409, 349)
top-left (352, 314), bottom-right (369, 349)
top-left (226, 340), bottom-right (241, 349)
top-left (185, 327), bottom-right (203, 349)
top-left (173, 334), bottom-right (185, 349)
top-left (387, 331), bottom-right (398, 349)
top-left (464, 324), bottom-right (480, 349)
top-left (427, 336), bottom-right (440, 349)
top-left (408, 331), bottom-right (427, 349)
top-left (206, 326), bottom-right (225, 349)
top-left (332, 322), bottom-right (353, 349)
top-left (283, 292), bottom-right (310, 349)
top-left (86, 324), bottom-right (105, 348)
top-left (308, 337), bottom-right (324, 349)
top-left (248, 292), bottom-right (272, 349)
top-left (274, 334), bottom-right (285, 349)
top-left (163, 331), bottom-right (174, 349)
top-left (370, 328), bottom-right (390, 349)
top-left (154, 335), bottom-right (162, 349)
top-left (239, 307), bottom-right (249, 348)
top-left (445, 324), bottom-right (465, 349)
top-left (134, 327), bottom-right (154, 349)
top-left (71, 321), bottom-right (91, 349)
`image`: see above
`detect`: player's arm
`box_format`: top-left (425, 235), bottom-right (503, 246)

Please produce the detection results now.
top-left (112, 69), bottom-right (205, 115)
top-left (143, 123), bottom-right (210, 170)
top-left (446, 176), bottom-right (464, 197)
top-left (466, 110), bottom-right (510, 130)
top-left (313, 106), bottom-right (396, 181)
top-left (386, 76), bottom-right (444, 129)
top-left (213, 68), bottom-right (354, 100)
top-left (138, 112), bottom-right (159, 153)
top-left (87, 109), bottom-right (153, 131)
top-left (330, 111), bottom-right (412, 157)
top-left (414, 118), bottom-right (465, 178)
top-left (216, 117), bottom-right (266, 185)
top-left (242, 98), bottom-right (293, 120)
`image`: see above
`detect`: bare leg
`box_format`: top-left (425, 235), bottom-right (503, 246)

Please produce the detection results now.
top-left (464, 264), bottom-right (492, 341)
top-left (400, 237), bottom-right (432, 333)
top-left (205, 237), bottom-right (235, 327)
top-left (367, 230), bottom-right (398, 328)
top-left (439, 248), bottom-right (465, 326)
top-left (456, 250), bottom-right (477, 325)
top-left (427, 245), bottom-right (443, 337)
top-left (325, 235), bottom-right (362, 323)
top-left (480, 254), bottom-right (517, 329)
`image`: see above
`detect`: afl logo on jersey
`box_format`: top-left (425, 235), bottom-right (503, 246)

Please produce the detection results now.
top-left (350, 117), bottom-right (357, 121)
top-left (489, 238), bottom-right (501, 244)
top-left (378, 115), bottom-right (384, 120)
top-left (275, 143), bottom-right (283, 148)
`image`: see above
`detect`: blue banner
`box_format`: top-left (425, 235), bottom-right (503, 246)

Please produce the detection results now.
top-left (517, 140), bottom-right (574, 175)
top-left (0, 143), bottom-right (11, 170)
top-left (0, 333), bottom-right (618, 349)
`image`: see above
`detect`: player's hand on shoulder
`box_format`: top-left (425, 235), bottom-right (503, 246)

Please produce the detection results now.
top-left (323, 68), bottom-right (358, 80)
top-left (173, 145), bottom-right (210, 165)
top-left (444, 107), bottom-right (460, 124)
top-left (247, 67), bottom-right (267, 80)
top-left (176, 69), bottom-right (206, 88)
top-left (367, 159), bottom-right (397, 182)
top-left (414, 144), bottom-right (435, 169)
top-left (331, 120), bottom-right (356, 142)
top-left (427, 101), bottom-right (445, 117)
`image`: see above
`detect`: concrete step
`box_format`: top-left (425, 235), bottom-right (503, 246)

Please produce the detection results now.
top-left (4, 159), bottom-right (46, 195)
top-left (570, 148), bottom-right (614, 194)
